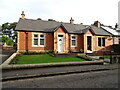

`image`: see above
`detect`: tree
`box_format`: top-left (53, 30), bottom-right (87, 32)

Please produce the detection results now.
top-left (0, 25), bottom-right (2, 29)
top-left (2, 22), bottom-right (17, 42)
top-left (1, 36), bottom-right (9, 43)
top-left (2, 22), bottom-right (11, 38)
top-left (48, 19), bottom-right (56, 21)
top-left (37, 18), bottom-right (42, 20)
top-left (6, 39), bottom-right (15, 46)
top-left (9, 22), bottom-right (17, 41)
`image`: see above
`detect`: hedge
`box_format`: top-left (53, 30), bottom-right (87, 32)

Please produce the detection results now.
top-left (112, 44), bottom-right (120, 53)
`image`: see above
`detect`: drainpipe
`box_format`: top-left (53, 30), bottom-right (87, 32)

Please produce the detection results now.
top-left (25, 32), bottom-right (28, 53)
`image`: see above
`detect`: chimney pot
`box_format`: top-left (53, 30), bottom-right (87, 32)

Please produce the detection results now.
top-left (94, 21), bottom-right (101, 27)
top-left (70, 17), bottom-right (74, 24)
top-left (21, 11), bottom-right (25, 19)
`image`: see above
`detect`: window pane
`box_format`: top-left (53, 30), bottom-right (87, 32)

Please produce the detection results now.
top-left (72, 40), bottom-right (76, 46)
top-left (40, 35), bottom-right (44, 37)
top-left (98, 38), bottom-right (101, 46)
top-left (102, 38), bottom-right (105, 46)
top-left (34, 34), bottom-right (38, 45)
top-left (40, 39), bottom-right (44, 45)
top-left (40, 34), bottom-right (44, 45)
top-left (40, 34), bottom-right (44, 39)
top-left (34, 34), bottom-right (38, 38)
top-left (72, 36), bottom-right (76, 39)
top-left (58, 35), bottom-right (63, 37)
top-left (34, 39), bottom-right (38, 45)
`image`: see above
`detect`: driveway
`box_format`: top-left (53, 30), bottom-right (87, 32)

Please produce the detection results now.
top-left (0, 49), bottom-right (16, 64)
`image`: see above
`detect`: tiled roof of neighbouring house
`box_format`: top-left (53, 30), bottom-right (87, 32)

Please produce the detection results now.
top-left (101, 26), bottom-right (120, 36)
top-left (15, 18), bottom-right (112, 36)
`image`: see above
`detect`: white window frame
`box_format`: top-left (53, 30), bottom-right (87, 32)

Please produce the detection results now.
top-left (71, 35), bottom-right (77, 47)
top-left (32, 32), bottom-right (46, 47)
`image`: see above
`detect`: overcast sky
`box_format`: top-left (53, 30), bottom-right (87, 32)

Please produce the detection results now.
top-left (0, 0), bottom-right (120, 27)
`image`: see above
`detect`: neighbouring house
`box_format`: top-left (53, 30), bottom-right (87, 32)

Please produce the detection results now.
top-left (101, 23), bottom-right (120, 44)
top-left (15, 12), bottom-right (113, 53)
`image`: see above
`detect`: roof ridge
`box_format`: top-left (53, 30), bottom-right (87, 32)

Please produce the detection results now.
top-left (21, 18), bottom-right (59, 23)
top-left (20, 18), bottom-right (84, 26)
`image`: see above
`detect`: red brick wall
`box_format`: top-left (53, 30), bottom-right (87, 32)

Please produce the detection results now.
top-left (69, 35), bottom-right (84, 50)
top-left (84, 30), bottom-right (113, 53)
top-left (18, 32), bottom-right (26, 51)
top-left (94, 36), bottom-right (113, 52)
top-left (55, 27), bottom-right (65, 33)
top-left (18, 29), bottom-right (113, 53)
top-left (18, 32), bottom-right (54, 52)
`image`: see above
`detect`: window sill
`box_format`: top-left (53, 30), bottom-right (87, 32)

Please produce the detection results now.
top-left (32, 45), bottom-right (45, 47)
top-left (98, 46), bottom-right (105, 47)
top-left (71, 46), bottom-right (77, 47)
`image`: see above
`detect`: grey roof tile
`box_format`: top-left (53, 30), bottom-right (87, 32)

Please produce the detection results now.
top-left (90, 25), bottom-right (112, 36)
top-left (15, 18), bottom-right (86, 33)
top-left (15, 18), bottom-right (112, 36)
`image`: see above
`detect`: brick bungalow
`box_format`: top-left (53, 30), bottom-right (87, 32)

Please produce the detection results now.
top-left (15, 12), bottom-right (113, 53)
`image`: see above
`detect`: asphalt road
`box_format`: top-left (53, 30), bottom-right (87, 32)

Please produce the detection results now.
top-left (2, 69), bottom-right (119, 88)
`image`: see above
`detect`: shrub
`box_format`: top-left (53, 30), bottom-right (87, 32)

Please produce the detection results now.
top-left (112, 44), bottom-right (120, 53)
top-left (77, 55), bottom-right (92, 61)
top-left (6, 39), bottom-right (15, 46)
top-left (1, 36), bottom-right (8, 42)
top-left (80, 49), bottom-right (84, 53)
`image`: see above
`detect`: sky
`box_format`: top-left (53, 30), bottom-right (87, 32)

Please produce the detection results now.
top-left (0, 0), bottom-right (120, 27)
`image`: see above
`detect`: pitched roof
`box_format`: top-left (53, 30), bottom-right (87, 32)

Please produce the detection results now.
top-left (90, 25), bottom-right (112, 36)
top-left (15, 18), bottom-right (112, 36)
top-left (15, 18), bottom-right (85, 33)
top-left (101, 26), bottom-right (120, 36)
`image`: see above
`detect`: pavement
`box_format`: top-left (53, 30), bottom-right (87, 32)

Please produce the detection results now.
top-left (1, 49), bottom-right (16, 64)
top-left (2, 63), bottom-right (119, 82)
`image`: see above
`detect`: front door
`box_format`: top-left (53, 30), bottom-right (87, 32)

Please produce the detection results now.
top-left (87, 36), bottom-right (92, 51)
top-left (58, 35), bottom-right (64, 53)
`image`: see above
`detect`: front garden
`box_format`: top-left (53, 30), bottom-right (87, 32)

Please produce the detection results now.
top-left (10, 53), bottom-right (88, 64)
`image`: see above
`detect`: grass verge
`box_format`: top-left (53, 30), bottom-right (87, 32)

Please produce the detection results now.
top-left (103, 56), bottom-right (110, 59)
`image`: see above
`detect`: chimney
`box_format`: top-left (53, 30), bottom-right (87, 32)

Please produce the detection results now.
top-left (70, 17), bottom-right (74, 24)
top-left (21, 11), bottom-right (25, 19)
top-left (94, 21), bottom-right (101, 27)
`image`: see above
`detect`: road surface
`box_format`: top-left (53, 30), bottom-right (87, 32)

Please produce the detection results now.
top-left (2, 69), bottom-right (119, 88)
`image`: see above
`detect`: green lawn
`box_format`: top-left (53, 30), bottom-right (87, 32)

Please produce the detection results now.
top-left (103, 56), bottom-right (110, 59)
top-left (10, 54), bottom-right (87, 64)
